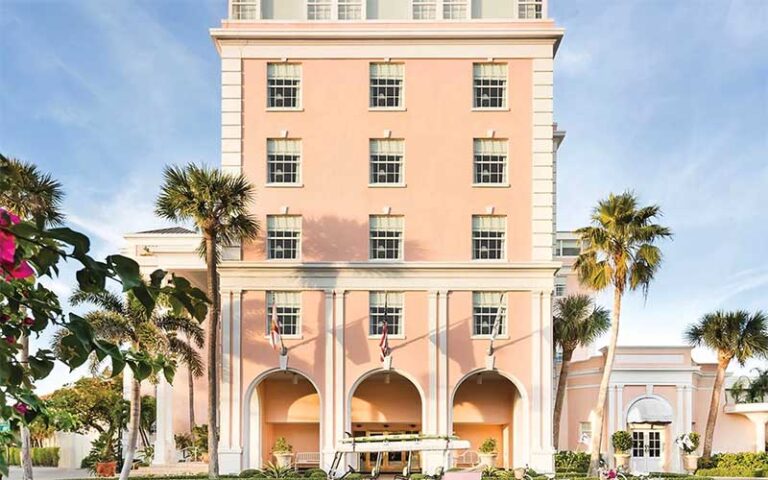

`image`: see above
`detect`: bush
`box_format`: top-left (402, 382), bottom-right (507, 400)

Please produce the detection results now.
top-left (479, 437), bottom-right (498, 454)
top-left (611, 431), bottom-right (632, 454)
top-left (554, 451), bottom-right (590, 473)
top-left (695, 451), bottom-right (768, 477)
top-left (411, 474), bottom-right (426, 480)
top-left (304, 468), bottom-right (327, 478)
top-left (6, 447), bottom-right (60, 467)
top-left (241, 469), bottom-right (264, 478)
top-left (696, 467), bottom-right (762, 478)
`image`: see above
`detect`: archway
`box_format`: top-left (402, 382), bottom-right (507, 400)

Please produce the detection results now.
top-left (244, 369), bottom-right (321, 469)
top-left (349, 370), bottom-right (425, 472)
top-left (625, 395), bottom-right (674, 473)
top-left (451, 370), bottom-right (525, 469)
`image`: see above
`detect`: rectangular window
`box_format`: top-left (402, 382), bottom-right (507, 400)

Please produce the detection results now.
top-left (231, 0), bottom-right (259, 20)
top-left (370, 63), bottom-right (404, 109)
top-left (473, 139), bottom-right (507, 185)
top-left (443, 0), bottom-right (467, 19)
top-left (369, 215), bottom-right (403, 260)
top-left (473, 63), bottom-right (508, 109)
top-left (267, 63), bottom-right (301, 109)
top-left (554, 283), bottom-right (566, 297)
top-left (267, 139), bottom-right (301, 184)
top-left (267, 215), bottom-right (301, 260)
top-left (266, 291), bottom-right (301, 337)
top-left (370, 139), bottom-right (404, 185)
top-left (369, 292), bottom-right (404, 336)
top-left (518, 0), bottom-right (543, 19)
top-left (472, 215), bottom-right (506, 260)
top-left (307, 0), bottom-right (332, 19)
top-left (412, 0), bottom-right (436, 19)
top-left (579, 422), bottom-right (592, 444)
top-left (338, 0), bottom-right (362, 19)
top-left (472, 292), bottom-right (506, 336)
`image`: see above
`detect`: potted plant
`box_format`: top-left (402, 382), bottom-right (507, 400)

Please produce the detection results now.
top-left (478, 437), bottom-right (498, 468)
top-left (272, 436), bottom-right (294, 468)
top-left (675, 432), bottom-right (700, 473)
top-left (611, 430), bottom-right (632, 470)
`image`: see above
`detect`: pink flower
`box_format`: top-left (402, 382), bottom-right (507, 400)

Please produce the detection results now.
top-left (5, 335), bottom-right (17, 345)
top-left (13, 402), bottom-right (29, 415)
top-left (0, 314), bottom-right (8, 324)
top-left (0, 230), bottom-right (15, 263)
top-left (23, 317), bottom-right (35, 326)
top-left (6, 260), bottom-right (34, 279)
top-left (0, 209), bottom-right (34, 280)
top-left (0, 209), bottom-right (20, 227)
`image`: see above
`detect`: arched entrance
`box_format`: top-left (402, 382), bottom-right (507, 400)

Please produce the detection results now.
top-left (245, 369), bottom-right (321, 469)
top-left (451, 371), bottom-right (525, 469)
top-left (625, 395), bottom-right (673, 473)
top-left (349, 370), bottom-right (425, 472)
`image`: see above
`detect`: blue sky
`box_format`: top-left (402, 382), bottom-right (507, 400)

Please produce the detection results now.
top-left (1, 0), bottom-right (766, 392)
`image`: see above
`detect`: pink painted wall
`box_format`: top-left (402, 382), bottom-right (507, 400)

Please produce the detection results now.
top-left (350, 375), bottom-right (422, 424)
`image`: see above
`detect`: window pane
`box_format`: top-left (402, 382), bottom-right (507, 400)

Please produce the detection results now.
top-left (267, 215), bottom-right (301, 259)
top-left (338, 0), bottom-right (362, 19)
top-left (473, 139), bottom-right (507, 184)
top-left (267, 291), bottom-right (301, 336)
top-left (443, 0), bottom-right (467, 19)
top-left (472, 292), bottom-right (506, 336)
top-left (370, 63), bottom-right (404, 108)
top-left (307, 0), bottom-right (332, 19)
top-left (369, 292), bottom-right (404, 336)
top-left (472, 215), bottom-right (506, 260)
top-left (518, 0), bottom-right (543, 19)
top-left (267, 63), bottom-right (301, 109)
top-left (413, 0), bottom-right (436, 19)
top-left (473, 63), bottom-right (507, 109)
top-left (370, 139), bottom-right (404, 184)
top-left (267, 139), bottom-right (301, 184)
top-left (370, 216), bottom-right (403, 260)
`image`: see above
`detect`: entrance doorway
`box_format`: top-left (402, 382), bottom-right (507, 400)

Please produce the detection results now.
top-left (630, 429), bottom-right (663, 472)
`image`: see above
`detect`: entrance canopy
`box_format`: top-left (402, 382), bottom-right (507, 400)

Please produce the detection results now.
top-left (627, 397), bottom-right (673, 424)
top-left (337, 434), bottom-right (470, 453)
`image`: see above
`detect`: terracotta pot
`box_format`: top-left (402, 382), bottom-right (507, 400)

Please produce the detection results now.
top-left (479, 453), bottom-right (497, 468)
top-left (614, 453), bottom-right (630, 470)
top-left (95, 461), bottom-right (117, 477)
top-left (201, 452), bottom-right (209, 463)
top-left (683, 455), bottom-right (700, 473)
top-left (274, 452), bottom-right (293, 468)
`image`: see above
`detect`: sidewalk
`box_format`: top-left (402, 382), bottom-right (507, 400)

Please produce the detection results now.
top-left (6, 467), bottom-right (88, 480)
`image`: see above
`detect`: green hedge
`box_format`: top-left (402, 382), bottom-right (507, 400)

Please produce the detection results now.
top-left (695, 451), bottom-right (768, 477)
top-left (696, 467), bottom-right (763, 477)
top-left (5, 447), bottom-right (60, 467)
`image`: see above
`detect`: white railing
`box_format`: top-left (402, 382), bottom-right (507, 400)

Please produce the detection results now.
top-left (295, 451), bottom-right (321, 468)
top-left (453, 450), bottom-right (479, 467)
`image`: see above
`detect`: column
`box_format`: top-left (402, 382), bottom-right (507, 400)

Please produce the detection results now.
top-left (685, 385), bottom-right (693, 432)
top-left (674, 385), bottom-right (685, 472)
top-left (616, 384), bottom-right (624, 429)
top-left (153, 376), bottom-right (176, 465)
top-left (421, 291), bottom-right (445, 475)
top-left (219, 290), bottom-right (242, 473)
top-left (231, 291), bottom-right (243, 450)
top-left (333, 290), bottom-right (346, 444)
top-left (529, 290), bottom-right (554, 472)
top-left (427, 290), bottom-right (439, 435)
top-left (745, 413), bottom-right (768, 453)
top-left (322, 290), bottom-right (336, 471)
top-left (437, 290), bottom-right (449, 436)
top-left (220, 290), bottom-right (232, 451)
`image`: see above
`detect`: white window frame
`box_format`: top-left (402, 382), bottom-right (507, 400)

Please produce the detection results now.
top-left (266, 291), bottom-right (302, 339)
top-left (473, 139), bottom-right (508, 186)
top-left (518, 0), bottom-right (544, 20)
top-left (471, 291), bottom-right (508, 339)
top-left (369, 63), bottom-right (405, 110)
top-left (369, 139), bottom-right (405, 186)
top-left (369, 215), bottom-right (404, 261)
top-left (412, 0), bottom-right (437, 20)
top-left (266, 215), bottom-right (302, 260)
top-left (338, 0), bottom-right (363, 20)
top-left (267, 63), bottom-right (302, 110)
top-left (554, 283), bottom-right (566, 297)
top-left (473, 63), bottom-right (508, 110)
top-left (368, 291), bottom-right (405, 339)
top-left (472, 215), bottom-right (506, 261)
top-left (266, 139), bottom-right (302, 186)
top-left (307, 0), bottom-right (332, 20)
top-left (579, 421), bottom-right (592, 446)
top-left (442, 0), bottom-right (469, 20)
top-left (230, 0), bottom-right (260, 20)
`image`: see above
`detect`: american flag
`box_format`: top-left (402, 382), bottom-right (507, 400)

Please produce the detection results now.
top-left (379, 296), bottom-right (391, 362)
top-left (269, 302), bottom-right (282, 352)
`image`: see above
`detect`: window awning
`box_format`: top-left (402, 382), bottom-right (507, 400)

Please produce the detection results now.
top-left (627, 397), bottom-right (673, 424)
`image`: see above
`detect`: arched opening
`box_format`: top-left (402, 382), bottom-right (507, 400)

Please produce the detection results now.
top-left (625, 396), bottom-right (673, 473)
top-left (349, 371), bottom-right (424, 473)
top-left (246, 370), bottom-right (321, 469)
top-left (451, 371), bottom-right (524, 469)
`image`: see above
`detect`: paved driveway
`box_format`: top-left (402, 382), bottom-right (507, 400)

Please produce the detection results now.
top-left (6, 467), bottom-right (88, 480)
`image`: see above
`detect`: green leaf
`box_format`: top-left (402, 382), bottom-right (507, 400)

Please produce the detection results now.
top-left (28, 356), bottom-right (55, 379)
top-left (47, 227), bottom-right (90, 256)
top-left (163, 365), bottom-right (175, 384)
top-left (107, 255), bottom-right (142, 291)
top-left (131, 284), bottom-right (156, 315)
top-left (133, 360), bottom-right (152, 381)
top-left (150, 269), bottom-right (167, 288)
top-left (75, 267), bottom-right (105, 292)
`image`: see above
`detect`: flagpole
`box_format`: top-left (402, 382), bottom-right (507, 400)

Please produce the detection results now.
top-left (487, 293), bottom-right (505, 356)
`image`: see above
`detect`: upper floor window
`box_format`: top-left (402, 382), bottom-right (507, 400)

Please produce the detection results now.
top-left (267, 215), bottom-right (302, 260)
top-left (370, 63), bottom-right (404, 109)
top-left (267, 63), bottom-right (301, 109)
top-left (369, 291), bottom-right (404, 337)
top-left (370, 215), bottom-right (403, 261)
top-left (473, 63), bottom-right (507, 109)
top-left (443, 0), bottom-right (468, 19)
top-left (518, 0), bottom-right (543, 19)
top-left (307, 0), bottom-right (332, 20)
top-left (554, 283), bottom-right (566, 297)
top-left (231, 0), bottom-right (258, 20)
top-left (472, 215), bottom-right (506, 260)
top-left (473, 139), bottom-right (507, 185)
top-left (370, 139), bottom-right (404, 185)
top-left (267, 139), bottom-right (301, 185)
top-left (554, 239), bottom-right (580, 257)
top-left (267, 291), bottom-right (301, 337)
top-left (338, 0), bottom-right (363, 19)
top-left (472, 292), bottom-right (506, 337)
top-left (413, 0), bottom-right (437, 19)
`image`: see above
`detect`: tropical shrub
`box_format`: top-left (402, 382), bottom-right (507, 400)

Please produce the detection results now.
top-left (263, 462), bottom-right (295, 478)
top-left (273, 436), bottom-right (293, 453)
top-left (5, 447), bottom-right (60, 466)
top-left (555, 451), bottom-right (590, 473)
top-left (479, 437), bottom-right (498, 454)
top-left (695, 452), bottom-right (768, 477)
top-left (611, 431), bottom-right (632, 454)
top-left (240, 469), bottom-right (264, 478)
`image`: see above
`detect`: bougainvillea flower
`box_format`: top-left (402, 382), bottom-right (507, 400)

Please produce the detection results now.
top-left (13, 402), bottom-right (29, 415)
top-left (0, 208), bottom-right (35, 280)
top-left (0, 230), bottom-right (15, 263)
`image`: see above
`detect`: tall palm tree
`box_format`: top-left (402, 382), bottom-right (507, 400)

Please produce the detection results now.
top-left (574, 192), bottom-right (671, 474)
top-left (552, 294), bottom-right (610, 449)
top-left (155, 164), bottom-right (259, 478)
top-left (684, 310), bottom-right (768, 459)
top-left (1, 154), bottom-right (64, 480)
top-left (66, 288), bottom-right (204, 480)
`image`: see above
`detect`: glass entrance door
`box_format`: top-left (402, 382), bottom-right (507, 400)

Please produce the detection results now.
top-left (630, 430), bottom-right (663, 472)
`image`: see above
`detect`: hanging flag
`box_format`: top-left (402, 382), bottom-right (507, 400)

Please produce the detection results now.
top-left (489, 293), bottom-right (506, 342)
top-left (379, 295), bottom-right (391, 361)
top-left (269, 301), bottom-right (282, 352)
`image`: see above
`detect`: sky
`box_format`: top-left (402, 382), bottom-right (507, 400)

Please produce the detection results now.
top-left (1, 0), bottom-right (767, 393)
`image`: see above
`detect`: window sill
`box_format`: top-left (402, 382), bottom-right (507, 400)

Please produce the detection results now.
top-left (471, 259), bottom-right (508, 263)
top-left (266, 258), bottom-right (303, 262)
top-left (368, 335), bottom-right (405, 340)
top-left (471, 335), bottom-right (509, 340)
top-left (368, 183), bottom-right (407, 188)
top-left (266, 183), bottom-right (304, 188)
top-left (369, 107), bottom-right (407, 112)
top-left (472, 183), bottom-right (510, 188)
top-left (367, 259), bottom-right (404, 263)
top-left (266, 108), bottom-right (304, 112)
top-left (263, 334), bottom-right (303, 341)
top-left (471, 108), bottom-right (510, 112)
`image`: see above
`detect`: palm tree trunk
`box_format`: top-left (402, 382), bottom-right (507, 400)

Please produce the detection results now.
top-left (702, 354), bottom-right (730, 459)
top-left (189, 363), bottom-right (196, 431)
top-left (205, 233), bottom-right (220, 478)
top-left (20, 335), bottom-right (34, 480)
top-left (119, 378), bottom-right (141, 480)
top-left (588, 288), bottom-right (622, 476)
top-left (553, 347), bottom-right (574, 450)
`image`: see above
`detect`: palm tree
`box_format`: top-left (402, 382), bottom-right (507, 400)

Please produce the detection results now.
top-left (155, 164), bottom-right (259, 478)
top-left (684, 310), bottom-right (768, 459)
top-left (1, 154), bottom-right (64, 480)
top-left (65, 288), bottom-right (204, 480)
top-left (574, 192), bottom-right (671, 474)
top-left (552, 294), bottom-right (610, 449)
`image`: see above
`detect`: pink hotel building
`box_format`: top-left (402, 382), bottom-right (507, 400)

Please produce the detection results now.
top-left (123, 0), bottom-right (765, 475)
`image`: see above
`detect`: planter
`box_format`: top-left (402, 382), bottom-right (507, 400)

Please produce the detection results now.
top-left (274, 452), bottom-right (293, 468)
top-left (513, 467), bottom-right (526, 479)
top-left (614, 453), bottom-right (630, 470)
top-left (479, 453), bottom-right (497, 468)
top-left (683, 454), bottom-right (700, 473)
top-left (201, 452), bottom-right (209, 463)
top-left (95, 461), bottom-right (117, 477)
